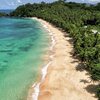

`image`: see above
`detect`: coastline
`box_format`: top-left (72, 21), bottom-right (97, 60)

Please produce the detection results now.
top-left (30, 18), bottom-right (98, 100)
top-left (31, 17), bottom-right (56, 100)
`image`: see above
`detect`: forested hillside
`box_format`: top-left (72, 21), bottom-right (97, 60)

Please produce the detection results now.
top-left (10, 0), bottom-right (100, 99)
top-left (0, 12), bottom-right (6, 16)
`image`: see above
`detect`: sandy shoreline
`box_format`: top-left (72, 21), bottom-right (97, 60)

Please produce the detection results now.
top-left (29, 17), bottom-right (98, 100)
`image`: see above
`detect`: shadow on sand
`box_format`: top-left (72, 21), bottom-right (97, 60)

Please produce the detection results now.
top-left (85, 84), bottom-right (99, 98)
top-left (64, 34), bottom-right (99, 99)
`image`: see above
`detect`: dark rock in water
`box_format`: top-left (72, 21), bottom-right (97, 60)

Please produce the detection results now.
top-left (28, 43), bottom-right (33, 47)
top-left (0, 50), bottom-right (12, 53)
top-left (7, 52), bottom-right (17, 56)
top-left (3, 60), bottom-right (8, 63)
top-left (0, 66), bottom-right (7, 72)
top-left (19, 44), bottom-right (33, 52)
top-left (19, 46), bottom-right (30, 52)
top-left (0, 62), bottom-right (8, 72)
top-left (6, 43), bottom-right (14, 47)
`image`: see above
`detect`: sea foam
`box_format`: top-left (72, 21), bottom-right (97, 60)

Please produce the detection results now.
top-left (32, 18), bottom-right (56, 100)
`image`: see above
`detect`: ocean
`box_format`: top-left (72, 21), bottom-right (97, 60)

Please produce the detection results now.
top-left (0, 17), bottom-right (50, 100)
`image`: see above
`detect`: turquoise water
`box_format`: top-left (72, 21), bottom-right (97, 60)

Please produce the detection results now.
top-left (0, 17), bottom-right (49, 100)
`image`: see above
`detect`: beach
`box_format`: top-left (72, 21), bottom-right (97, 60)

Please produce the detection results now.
top-left (31, 18), bottom-right (98, 100)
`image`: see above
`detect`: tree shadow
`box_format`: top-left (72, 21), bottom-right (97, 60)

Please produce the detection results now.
top-left (68, 49), bottom-right (86, 72)
top-left (64, 33), bottom-right (74, 44)
top-left (67, 38), bottom-right (73, 44)
top-left (76, 62), bottom-right (86, 72)
top-left (63, 32), bottom-right (69, 37)
top-left (80, 79), bottom-right (90, 84)
top-left (63, 33), bottom-right (99, 99)
top-left (85, 84), bottom-right (99, 98)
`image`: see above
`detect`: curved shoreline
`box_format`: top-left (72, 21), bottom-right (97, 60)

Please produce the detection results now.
top-left (31, 17), bottom-right (56, 100)
top-left (31, 18), bottom-right (98, 100)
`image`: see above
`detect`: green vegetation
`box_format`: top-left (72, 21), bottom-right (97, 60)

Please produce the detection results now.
top-left (0, 12), bottom-right (6, 17)
top-left (10, 0), bottom-right (100, 99)
top-left (97, 85), bottom-right (100, 100)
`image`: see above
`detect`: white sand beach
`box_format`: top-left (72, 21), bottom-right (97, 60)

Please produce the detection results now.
top-left (29, 17), bottom-right (98, 100)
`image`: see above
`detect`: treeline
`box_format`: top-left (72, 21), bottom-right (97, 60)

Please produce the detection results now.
top-left (0, 12), bottom-right (6, 17)
top-left (10, 0), bottom-right (100, 99)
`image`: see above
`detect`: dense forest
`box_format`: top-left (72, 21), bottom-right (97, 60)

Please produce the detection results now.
top-left (10, 0), bottom-right (100, 99)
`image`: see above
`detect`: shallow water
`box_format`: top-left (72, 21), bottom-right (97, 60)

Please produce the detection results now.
top-left (0, 17), bottom-right (49, 100)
